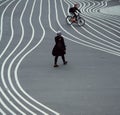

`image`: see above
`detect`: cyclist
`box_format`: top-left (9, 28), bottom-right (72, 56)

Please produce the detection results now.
top-left (69, 4), bottom-right (81, 22)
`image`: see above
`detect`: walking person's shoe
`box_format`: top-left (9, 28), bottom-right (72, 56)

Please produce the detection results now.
top-left (64, 61), bottom-right (67, 65)
top-left (54, 64), bottom-right (59, 67)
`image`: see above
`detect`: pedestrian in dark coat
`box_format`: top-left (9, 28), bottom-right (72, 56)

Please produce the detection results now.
top-left (52, 31), bottom-right (67, 67)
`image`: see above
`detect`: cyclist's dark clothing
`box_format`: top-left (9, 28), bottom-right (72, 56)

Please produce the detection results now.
top-left (69, 7), bottom-right (80, 20)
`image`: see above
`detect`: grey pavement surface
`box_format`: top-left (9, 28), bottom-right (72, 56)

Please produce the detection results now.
top-left (0, 0), bottom-right (120, 115)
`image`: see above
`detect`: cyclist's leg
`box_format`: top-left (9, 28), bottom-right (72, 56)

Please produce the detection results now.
top-left (69, 12), bottom-right (74, 17)
top-left (74, 12), bottom-right (78, 21)
top-left (69, 12), bottom-right (75, 22)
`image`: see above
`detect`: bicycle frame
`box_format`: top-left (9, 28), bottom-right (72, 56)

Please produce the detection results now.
top-left (66, 13), bottom-right (85, 26)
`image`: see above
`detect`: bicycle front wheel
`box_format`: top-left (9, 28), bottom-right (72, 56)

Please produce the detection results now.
top-left (78, 17), bottom-right (85, 26)
top-left (66, 16), bottom-right (72, 25)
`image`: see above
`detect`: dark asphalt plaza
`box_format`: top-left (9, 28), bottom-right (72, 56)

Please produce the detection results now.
top-left (0, 0), bottom-right (120, 115)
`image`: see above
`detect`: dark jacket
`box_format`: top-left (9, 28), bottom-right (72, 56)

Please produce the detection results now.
top-left (52, 35), bottom-right (66, 56)
top-left (69, 7), bottom-right (80, 13)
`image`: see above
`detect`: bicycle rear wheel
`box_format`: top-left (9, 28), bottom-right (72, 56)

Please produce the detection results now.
top-left (66, 16), bottom-right (72, 25)
top-left (78, 17), bottom-right (85, 26)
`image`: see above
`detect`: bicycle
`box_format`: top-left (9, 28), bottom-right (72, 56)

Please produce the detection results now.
top-left (66, 13), bottom-right (85, 26)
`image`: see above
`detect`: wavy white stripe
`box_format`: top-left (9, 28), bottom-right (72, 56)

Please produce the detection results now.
top-left (0, 87), bottom-right (17, 115)
top-left (65, 0), bottom-right (120, 50)
top-left (0, 0), bottom-right (14, 42)
top-left (1, 0), bottom-right (32, 114)
top-left (0, 107), bottom-right (6, 115)
top-left (1, 0), bottom-right (120, 115)
top-left (7, 0), bottom-right (49, 114)
top-left (0, 0), bottom-right (10, 7)
top-left (63, 0), bottom-right (120, 55)
top-left (13, 0), bottom-right (60, 114)
top-left (55, 0), bottom-right (120, 56)
top-left (1, 0), bottom-right (48, 114)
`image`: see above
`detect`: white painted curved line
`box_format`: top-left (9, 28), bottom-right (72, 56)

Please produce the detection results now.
top-left (98, 0), bottom-right (120, 20)
top-left (85, 1), bottom-right (103, 13)
top-left (0, 0), bottom-right (119, 114)
top-left (7, 0), bottom-right (49, 114)
top-left (0, 87), bottom-right (17, 115)
top-left (12, 0), bottom-right (60, 114)
top-left (0, 0), bottom-right (54, 114)
top-left (75, 2), bottom-right (120, 50)
top-left (1, 0), bottom-right (35, 114)
top-left (92, 1), bottom-right (105, 12)
top-left (97, 13), bottom-right (120, 27)
top-left (0, 0), bottom-right (28, 114)
top-left (73, 1), bottom-right (120, 47)
top-left (0, 0), bottom-right (10, 7)
top-left (1, 1), bottom-right (38, 114)
top-left (98, 0), bottom-right (120, 22)
top-left (60, 0), bottom-right (120, 55)
top-left (85, 1), bottom-right (94, 13)
top-left (82, 1), bottom-right (120, 28)
top-left (0, 0), bottom-right (16, 57)
top-left (0, 100), bottom-right (7, 115)
top-left (0, 107), bottom-right (6, 115)
top-left (1, 0), bottom-right (45, 114)
top-left (86, 13), bottom-right (120, 33)
top-left (84, 16), bottom-right (120, 42)
top-left (0, 0), bottom-right (14, 42)
top-left (80, 1), bottom-right (93, 13)
top-left (80, 1), bottom-right (89, 13)
top-left (90, 12), bottom-right (120, 28)
top-left (91, 1), bottom-right (120, 28)
top-left (56, 0), bottom-right (120, 56)
top-left (70, 1), bottom-right (120, 46)
top-left (99, 11), bottom-right (120, 22)
top-left (83, 23), bottom-right (120, 50)
top-left (79, 1), bottom-right (86, 13)
top-left (62, 0), bottom-right (109, 47)
top-left (54, 0), bottom-right (120, 56)
top-left (66, 0), bottom-right (119, 51)
top-left (89, 1), bottom-right (100, 12)
top-left (64, 1), bottom-right (120, 51)
top-left (75, 1), bottom-right (120, 36)
top-left (70, 0), bottom-right (120, 29)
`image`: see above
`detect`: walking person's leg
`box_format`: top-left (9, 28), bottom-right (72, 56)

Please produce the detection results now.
top-left (54, 56), bottom-right (59, 67)
top-left (61, 55), bottom-right (67, 65)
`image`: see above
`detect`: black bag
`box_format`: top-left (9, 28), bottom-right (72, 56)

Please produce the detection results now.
top-left (52, 46), bottom-right (57, 56)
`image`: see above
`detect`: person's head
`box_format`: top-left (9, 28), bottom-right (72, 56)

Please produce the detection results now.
top-left (74, 3), bottom-right (79, 8)
top-left (57, 31), bottom-right (62, 36)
